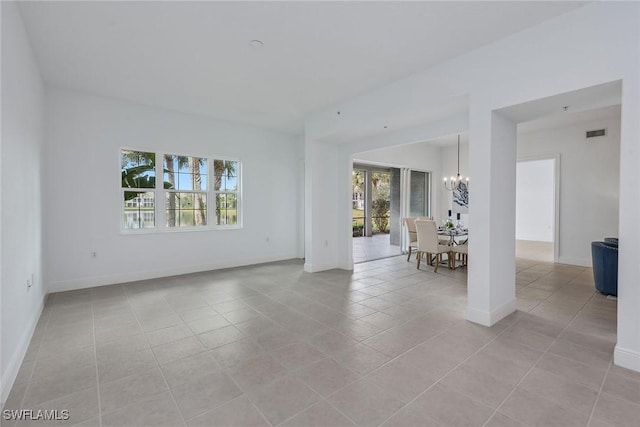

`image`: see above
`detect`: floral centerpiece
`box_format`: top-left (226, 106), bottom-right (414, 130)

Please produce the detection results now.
top-left (443, 219), bottom-right (455, 230)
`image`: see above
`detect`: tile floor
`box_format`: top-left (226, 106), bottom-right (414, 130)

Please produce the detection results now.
top-left (515, 240), bottom-right (554, 263)
top-left (4, 256), bottom-right (639, 427)
top-left (353, 234), bottom-right (401, 264)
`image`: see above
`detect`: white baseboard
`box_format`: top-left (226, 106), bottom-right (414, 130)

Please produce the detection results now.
top-left (557, 256), bottom-right (591, 268)
top-left (48, 253), bottom-right (299, 293)
top-left (614, 345), bottom-right (640, 373)
top-left (465, 299), bottom-right (517, 327)
top-left (304, 261), bottom-right (350, 273)
top-left (1, 296), bottom-right (45, 407)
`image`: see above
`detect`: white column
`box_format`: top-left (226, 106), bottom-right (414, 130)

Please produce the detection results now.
top-left (615, 69), bottom-right (640, 372)
top-left (304, 138), bottom-right (347, 272)
top-left (466, 104), bottom-right (518, 326)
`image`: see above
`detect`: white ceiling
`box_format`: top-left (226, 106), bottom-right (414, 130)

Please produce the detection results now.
top-left (18, 1), bottom-right (586, 135)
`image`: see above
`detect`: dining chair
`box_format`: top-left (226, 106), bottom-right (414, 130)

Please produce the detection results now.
top-left (415, 219), bottom-right (452, 272)
top-left (403, 217), bottom-right (419, 262)
top-left (451, 242), bottom-right (468, 269)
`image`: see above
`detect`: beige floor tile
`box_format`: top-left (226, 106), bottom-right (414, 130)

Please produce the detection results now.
top-left (601, 372), bottom-right (640, 405)
top-left (498, 325), bottom-right (555, 352)
top-left (333, 319), bottom-right (383, 342)
top-left (500, 388), bottom-right (589, 427)
top-left (380, 402), bottom-right (444, 427)
top-left (307, 330), bottom-right (359, 354)
top-left (170, 369), bottom-right (242, 418)
top-left (222, 307), bottom-right (263, 324)
top-left (186, 396), bottom-right (269, 427)
top-left (548, 339), bottom-right (613, 370)
top-left (295, 358), bottom-right (359, 397)
top-left (484, 336), bottom-right (543, 369)
top-left (99, 367), bottom-right (168, 414)
top-left (160, 351), bottom-right (220, 388)
top-left (247, 376), bottom-right (319, 425)
top-left (101, 391), bottom-right (183, 427)
top-left (593, 392), bottom-right (640, 427)
top-left (330, 343), bottom-right (391, 376)
top-left (559, 330), bottom-right (616, 355)
top-left (152, 336), bottom-right (207, 365)
top-left (608, 364), bottom-right (640, 382)
top-left (145, 324), bottom-right (194, 347)
top-left (98, 347), bottom-right (158, 383)
top-left (328, 379), bottom-right (406, 427)
top-left (32, 346), bottom-right (95, 379)
top-left (22, 364), bottom-right (97, 408)
top-left (536, 353), bottom-right (607, 391)
top-left (280, 400), bottom-right (356, 427)
top-left (176, 304), bottom-right (219, 322)
top-left (518, 368), bottom-right (599, 414)
top-left (227, 353), bottom-right (287, 390)
top-left (186, 315), bottom-right (231, 334)
top-left (252, 327), bottom-right (300, 351)
top-left (139, 314), bottom-right (184, 332)
top-left (209, 337), bottom-right (266, 368)
top-left (96, 333), bottom-right (149, 356)
top-left (197, 325), bottom-right (245, 349)
top-left (269, 342), bottom-right (327, 371)
top-left (367, 353), bottom-right (439, 403)
top-left (440, 363), bottom-right (518, 408)
top-left (412, 383), bottom-right (494, 427)
top-left (484, 412), bottom-right (527, 427)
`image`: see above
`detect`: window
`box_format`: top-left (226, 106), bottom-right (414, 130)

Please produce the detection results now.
top-left (164, 154), bottom-right (208, 227)
top-left (121, 150), bottom-right (156, 229)
top-left (214, 160), bottom-right (239, 226)
top-left (120, 149), bottom-right (241, 231)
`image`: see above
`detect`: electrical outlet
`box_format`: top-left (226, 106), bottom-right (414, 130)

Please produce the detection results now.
top-left (26, 278), bottom-right (32, 291)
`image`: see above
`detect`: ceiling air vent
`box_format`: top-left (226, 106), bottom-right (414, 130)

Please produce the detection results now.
top-left (586, 129), bottom-right (606, 138)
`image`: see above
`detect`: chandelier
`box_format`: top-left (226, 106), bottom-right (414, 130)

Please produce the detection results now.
top-left (444, 135), bottom-right (469, 191)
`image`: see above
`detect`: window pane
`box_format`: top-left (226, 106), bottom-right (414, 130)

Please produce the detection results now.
top-left (223, 176), bottom-right (237, 191)
top-left (123, 191), bottom-right (155, 229)
top-left (121, 150), bottom-right (155, 189)
top-left (163, 154), bottom-right (177, 190)
top-left (165, 154), bottom-right (208, 191)
top-left (214, 160), bottom-right (238, 177)
top-left (215, 193), bottom-right (237, 226)
top-left (179, 210), bottom-right (194, 227)
top-left (165, 192), bottom-right (207, 227)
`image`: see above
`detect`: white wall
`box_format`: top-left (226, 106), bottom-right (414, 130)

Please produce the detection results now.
top-left (44, 89), bottom-right (300, 292)
top-left (517, 114), bottom-right (620, 266)
top-left (516, 159), bottom-right (555, 242)
top-left (1, 1), bottom-right (46, 404)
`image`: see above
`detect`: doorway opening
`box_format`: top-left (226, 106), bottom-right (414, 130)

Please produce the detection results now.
top-left (352, 165), bottom-right (398, 263)
top-left (515, 157), bottom-right (557, 263)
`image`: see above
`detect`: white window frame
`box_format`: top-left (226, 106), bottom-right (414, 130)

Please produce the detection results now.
top-left (120, 147), bottom-right (242, 233)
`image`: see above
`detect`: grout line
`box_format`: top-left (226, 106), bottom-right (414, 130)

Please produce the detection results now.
top-left (90, 294), bottom-right (104, 427)
top-left (586, 361), bottom-right (613, 426)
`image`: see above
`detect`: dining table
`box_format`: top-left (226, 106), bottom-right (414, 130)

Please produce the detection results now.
top-left (437, 227), bottom-right (468, 246)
